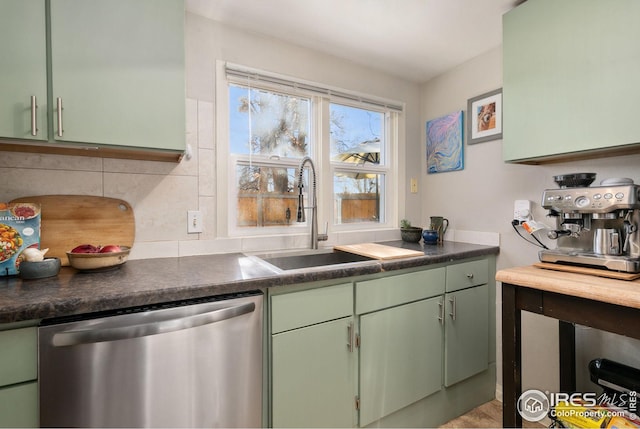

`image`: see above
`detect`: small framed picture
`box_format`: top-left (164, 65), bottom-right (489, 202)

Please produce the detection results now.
top-left (467, 88), bottom-right (502, 144)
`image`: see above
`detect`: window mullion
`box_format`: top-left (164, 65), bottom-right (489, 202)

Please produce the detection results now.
top-left (316, 97), bottom-right (331, 230)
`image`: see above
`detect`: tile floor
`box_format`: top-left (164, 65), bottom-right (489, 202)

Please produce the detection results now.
top-left (439, 399), bottom-right (547, 428)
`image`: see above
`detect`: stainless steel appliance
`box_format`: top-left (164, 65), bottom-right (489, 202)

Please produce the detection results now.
top-left (539, 174), bottom-right (640, 273)
top-left (39, 292), bottom-right (263, 428)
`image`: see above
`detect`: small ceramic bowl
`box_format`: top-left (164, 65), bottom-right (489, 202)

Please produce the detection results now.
top-left (422, 229), bottom-right (439, 245)
top-left (19, 257), bottom-right (61, 279)
top-left (400, 227), bottom-right (423, 243)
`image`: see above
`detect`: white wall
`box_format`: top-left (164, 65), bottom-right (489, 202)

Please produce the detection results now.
top-left (420, 45), bottom-right (640, 398)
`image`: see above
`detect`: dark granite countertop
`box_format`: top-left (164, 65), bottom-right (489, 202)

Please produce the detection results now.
top-left (0, 240), bottom-right (498, 324)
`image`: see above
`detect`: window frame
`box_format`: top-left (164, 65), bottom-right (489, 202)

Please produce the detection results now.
top-left (216, 61), bottom-right (402, 238)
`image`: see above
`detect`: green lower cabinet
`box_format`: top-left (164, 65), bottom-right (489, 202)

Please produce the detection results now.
top-left (358, 296), bottom-right (443, 427)
top-left (444, 284), bottom-right (489, 387)
top-left (268, 258), bottom-right (495, 428)
top-left (0, 382), bottom-right (38, 428)
top-left (0, 324), bottom-right (39, 428)
top-left (271, 316), bottom-right (356, 428)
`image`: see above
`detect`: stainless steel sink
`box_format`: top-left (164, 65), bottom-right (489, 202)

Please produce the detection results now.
top-left (251, 249), bottom-right (376, 271)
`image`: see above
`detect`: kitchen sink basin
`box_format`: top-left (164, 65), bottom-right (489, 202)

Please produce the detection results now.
top-left (254, 249), bottom-right (376, 271)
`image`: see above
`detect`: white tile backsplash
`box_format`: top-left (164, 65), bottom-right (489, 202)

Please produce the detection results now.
top-left (199, 195), bottom-right (217, 239)
top-left (102, 157), bottom-right (181, 175)
top-left (179, 237), bottom-right (242, 256)
top-left (198, 148), bottom-right (215, 197)
top-left (104, 172), bottom-right (199, 242)
top-left (0, 168), bottom-right (103, 201)
top-left (0, 151), bottom-right (102, 171)
top-left (197, 100), bottom-right (214, 150)
top-left (129, 240), bottom-right (181, 260)
top-left (450, 230), bottom-right (500, 246)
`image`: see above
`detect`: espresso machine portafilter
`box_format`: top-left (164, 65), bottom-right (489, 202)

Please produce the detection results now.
top-left (539, 175), bottom-right (640, 273)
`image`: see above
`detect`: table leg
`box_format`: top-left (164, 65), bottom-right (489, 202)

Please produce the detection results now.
top-left (559, 320), bottom-right (576, 392)
top-left (502, 283), bottom-right (522, 428)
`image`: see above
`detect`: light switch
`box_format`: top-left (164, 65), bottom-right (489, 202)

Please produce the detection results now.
top-left (187, 210), bottom-right (203, 233)
top-left (410, 178), bottom-right (418, 193)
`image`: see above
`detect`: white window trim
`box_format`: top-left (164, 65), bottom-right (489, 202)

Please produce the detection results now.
top-left (215, 60), bottom-right (404, 238)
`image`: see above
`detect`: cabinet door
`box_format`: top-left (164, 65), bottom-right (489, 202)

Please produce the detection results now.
top-left (0, 326), bottom-right (37, 387)
top-left (359, 297), bottom-right (443, 427)
top-left (444, 284), bottom-right (489, 387)
top-left (503, 0), bottom-right (640, 162)
top-left (272, 317), bottom-right (355, 428)
top-left (0, 382), bottom-right (38, 428)
top-left (49, 0), bottom-right (185, 151)
top-left (0, 0), bottom-right (47, 140)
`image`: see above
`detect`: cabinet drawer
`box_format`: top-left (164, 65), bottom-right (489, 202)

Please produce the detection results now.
top-left (0, 327), bottom-right (37, 387)
top-left (356, 268), bottom-right (445, 314)
top-left (271, 283), bottom-right (353, 333)
top-left (446, 259), bottom-right (488, 292)
top-left (0, 382), bottom-right (38, 428)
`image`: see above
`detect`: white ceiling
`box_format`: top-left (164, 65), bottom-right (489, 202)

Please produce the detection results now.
top-left (186, 0), bottom-right (519, 83)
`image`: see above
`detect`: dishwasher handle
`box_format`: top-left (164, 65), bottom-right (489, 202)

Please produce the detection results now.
top-left (51, 301), bottom-right (256, 347)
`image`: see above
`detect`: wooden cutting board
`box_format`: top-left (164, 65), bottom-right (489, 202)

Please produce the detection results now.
top-left (334, 243), bottom-right (424, 260)
top-left (533, 262), bottom-right (640, 281)
top-left (9, 195), bottom-right (135, 266)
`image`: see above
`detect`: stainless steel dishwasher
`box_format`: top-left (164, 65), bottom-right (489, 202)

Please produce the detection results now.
top-left (38, 291), bottom-right (263, 428)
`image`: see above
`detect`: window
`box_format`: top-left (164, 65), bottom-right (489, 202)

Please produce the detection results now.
top-left (331, 103), bottom-right (387, 224)
top-left (220, 63), bottom-right (402, 236)
top-left (229, 84), bottom-right (310, 228)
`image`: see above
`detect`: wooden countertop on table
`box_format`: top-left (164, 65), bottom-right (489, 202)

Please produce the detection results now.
top-left (496, 265), bottom-right (640, 310)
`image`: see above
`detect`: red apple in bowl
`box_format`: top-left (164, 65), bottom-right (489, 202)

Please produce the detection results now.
top-left (99, 245), bottom-right (122, 253)
top-left (66, 245), bottom-right (130, 271)
top-left (71, 244), bottom-right (100, 253)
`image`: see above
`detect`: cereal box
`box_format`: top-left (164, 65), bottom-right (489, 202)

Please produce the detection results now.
top-left (0, 202), bottom-right (41, 276)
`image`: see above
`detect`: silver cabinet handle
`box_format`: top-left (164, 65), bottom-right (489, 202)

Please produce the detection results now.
top-left (52, 301), bottom-right (255, 347)
top-left (347, 321), bottom-right (354, 352)
top-left (438, 299), bottom-right (445, 324)
top-left (56, 97), bottom-right (63, 137)
top-left (30, 95), bottom-right (38, 136)
top-left (449, 296), bottom-right (456, 321)
top-left (466, 273), bottom-right (474, 279)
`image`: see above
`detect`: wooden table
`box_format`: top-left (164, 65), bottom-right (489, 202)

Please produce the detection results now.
top-left (497, 265), bottom-right (640, 427)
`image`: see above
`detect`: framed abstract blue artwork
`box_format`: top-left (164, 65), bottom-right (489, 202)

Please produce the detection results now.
top-left (426, 110), bottom-right (464, 174)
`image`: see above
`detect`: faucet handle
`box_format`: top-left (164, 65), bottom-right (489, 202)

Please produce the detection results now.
top-left (318, 222), bottom-right (329, 242)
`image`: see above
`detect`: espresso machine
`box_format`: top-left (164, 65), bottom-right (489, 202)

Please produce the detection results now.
top-left (539, 173), bottom-right (640, 273)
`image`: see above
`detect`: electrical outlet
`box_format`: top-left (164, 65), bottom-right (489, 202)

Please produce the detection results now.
top-left (187, 210), bottom-right (203, 233)
top-left (514, 200), bottom-right (531, 222)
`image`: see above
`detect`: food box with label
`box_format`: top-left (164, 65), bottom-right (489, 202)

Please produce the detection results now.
top-left (0, 202), bottom-right (41, 276)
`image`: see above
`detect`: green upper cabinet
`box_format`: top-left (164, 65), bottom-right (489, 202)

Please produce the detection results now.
top-left (0, 0), bottom-right (185, 160)
top-left (503, 0), bottom-right (640, 162)
top-left (49, 0), bottom-right (185, 151)
top-left (0, 0), bottom-right (48, 141)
